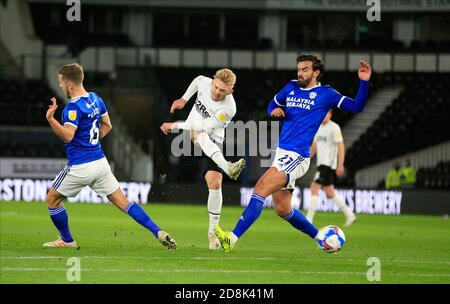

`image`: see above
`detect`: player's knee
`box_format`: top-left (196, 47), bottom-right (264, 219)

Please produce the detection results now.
top-left (206, 176), bottom-right (222, 190)
top-left (274, 202), bottom-right (290, 218)
top-left (273, 198), bottom-right (291, 217)
top-left (196, 131), bottom-right (208, 144)
top-left (46, 193), bottom-right (62, 208)
top-left (208, 180), bottom-right (222, 190)
top-left (310, 183), bottom-right (320, 194)
top-left (324, 189), bottom-right (334, 199)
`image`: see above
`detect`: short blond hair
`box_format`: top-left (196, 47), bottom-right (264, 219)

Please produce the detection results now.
top-left (214, 68), bottom-right (236, 88)
top-left (58, 63), bottom-right (84, 85)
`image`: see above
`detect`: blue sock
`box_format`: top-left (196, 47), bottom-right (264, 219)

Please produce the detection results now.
top-left (232, 193), bottom-right (265, 238)
top-left (49, 206), bottom-right (74, 243)
top-left (284, 209), bottom-right (318, 239)
top-left (125, 203), bottom-right (161, 238)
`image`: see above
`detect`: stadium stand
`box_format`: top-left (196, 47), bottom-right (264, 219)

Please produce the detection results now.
top-left (0, 77), bottom-right (64, 158)
top-left (346, 72), bottom-right (450, 176)
top-left (0, 79), bottom-right (60, 126)
top-left (0, 129), bottom-right (65, 158)
top-left (2, 1), bottom-right (449, 188)
top-left (417, 161), bottom-right (450, 190)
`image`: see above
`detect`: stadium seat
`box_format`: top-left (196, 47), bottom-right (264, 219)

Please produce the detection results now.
top-left (346, 72), bottom-right (450, 188)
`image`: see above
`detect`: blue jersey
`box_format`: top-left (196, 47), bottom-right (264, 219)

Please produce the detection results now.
top-left (270, 80), bottom-right (368, 157)
top-left (61, 92), bottom-right (107, 166)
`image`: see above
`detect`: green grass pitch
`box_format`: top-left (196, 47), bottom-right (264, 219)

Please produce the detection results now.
top-left (1, 201), bottom-right (449, 284)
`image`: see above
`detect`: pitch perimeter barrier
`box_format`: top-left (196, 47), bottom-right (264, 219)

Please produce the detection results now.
top-left (1, 179), bottom-right (449, 215)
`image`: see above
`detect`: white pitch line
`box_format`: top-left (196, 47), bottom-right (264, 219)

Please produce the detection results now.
top-left (1, 267), bottom-right (450, 278)
top-left (0, 267), bottom-right (291, 274)
top-left (1, 256), bottom-right (449, 265)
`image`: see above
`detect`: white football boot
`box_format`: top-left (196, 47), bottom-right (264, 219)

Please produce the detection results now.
top-left (343, 214), bottom-right (357, 227)
top-left (227, 158), bottom-right (246, 180)
top-left (157, 231), bottom-right (177, 250)
top-left (208, 232), bottom-right (221, 250)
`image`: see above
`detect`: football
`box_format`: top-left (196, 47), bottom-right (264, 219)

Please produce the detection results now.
top-left (316, 225), bottom-right (346, 254)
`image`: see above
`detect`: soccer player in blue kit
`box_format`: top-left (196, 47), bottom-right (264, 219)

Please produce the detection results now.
top-left (215, 54), bottom-right (372, 252)
top-left (44, 63), bottom-right (177, 250)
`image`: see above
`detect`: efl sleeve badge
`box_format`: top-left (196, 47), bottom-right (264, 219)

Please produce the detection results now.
top-left (68, 110), bottom-right (77, 121)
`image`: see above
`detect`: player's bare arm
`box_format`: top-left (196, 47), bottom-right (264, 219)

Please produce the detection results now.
top-left (99, 113), bottom-right (113, 139)
top-left (46, 97), bottom-right (76, 143)
top-left (170, 98), bottom-right (187, 113)
top-left (160, 122), bottom-right (176, 135)
top-left (336, 141), bottom-right (345, 177)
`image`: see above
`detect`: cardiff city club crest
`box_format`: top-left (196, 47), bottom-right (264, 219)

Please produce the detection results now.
top-left (309, 92), bottom-right (317, 99)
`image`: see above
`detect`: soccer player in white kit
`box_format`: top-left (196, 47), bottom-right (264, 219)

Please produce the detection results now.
top-left (306, 110), bottom-right (357, 226)
top-left (160, 68), bottom-right (245, 249)
top-left (44, 63), bottom-right (177, 250)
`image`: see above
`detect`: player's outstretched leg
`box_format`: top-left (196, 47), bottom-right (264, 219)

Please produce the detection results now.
top-left (108, 188), bottom-right (177, 250)
top-left (273, 190), bottom-right (319, 239)
top-left (123, 202), bottom-right (177, 250)
top-left (196, 132), bottom-right (245, 180)
top-left (43, 188), bottom-right (77, 248)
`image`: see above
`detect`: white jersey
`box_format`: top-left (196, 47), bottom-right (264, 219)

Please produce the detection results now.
top-left (314, 120), bottom-right (343, 169)
top-left (182, 75), bottom-right (236, 143)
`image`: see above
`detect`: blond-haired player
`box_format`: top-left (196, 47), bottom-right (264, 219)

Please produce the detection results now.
top-left (160, 68), bottom-right (245, 249)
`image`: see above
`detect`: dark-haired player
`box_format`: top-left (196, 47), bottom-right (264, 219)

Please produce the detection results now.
top-left (214, 54), bottom-right (371, 252)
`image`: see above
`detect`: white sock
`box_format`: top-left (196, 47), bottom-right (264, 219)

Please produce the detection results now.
top-left (332, 196), bottom-right (354, 218)
top-left (306, 195), bottom-right (319, 222)
top-left (208, 189), bottom-right (222, 234)
top-left (196, 133), bottom-right (229, 173)
top-left (230, 232), bottom-right (238, 243)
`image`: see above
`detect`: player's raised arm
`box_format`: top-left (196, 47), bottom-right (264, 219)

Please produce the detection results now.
top-left (358, 60), bottom-right (372, 81)
top-left (170, 75), bottom-right (204, 113)
top-left (336, 60), bottom-right (372, 113)
top-left (46, 97), bottom-right (76, 143)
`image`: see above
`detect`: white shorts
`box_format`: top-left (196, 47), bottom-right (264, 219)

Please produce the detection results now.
top-left (52, 157), bottom-right (120, 198)
top-left (272, 147), bottom-right (310, 190)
